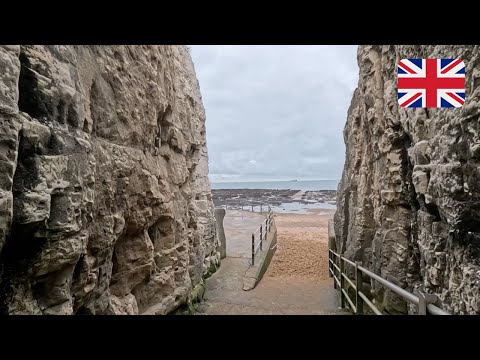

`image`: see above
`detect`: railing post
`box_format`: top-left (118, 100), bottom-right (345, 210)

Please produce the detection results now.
top-left (333, 257), bottom-right (337, 289)
top-left (328, 251), bottom-right (333, 278)
top-left (328, 250), bottom-right (331, 278)
top-left (260, 225), bottom-right (263, 251)
top-left (339, 256), bottom-right (345, 308)
top-left (418, 292), bottom-right (437, 315)
top-left (332, 253), bottom-right (337, 289)
top-left (251, 201), bottom-right (254, 212)
top-left (251, 234), bottom-right (255, 266)
top-left (355, 262), bottom-right (363, 315)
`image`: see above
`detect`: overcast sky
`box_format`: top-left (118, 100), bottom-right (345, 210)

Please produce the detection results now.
top-left (190, 45), bottom-right (359, 182)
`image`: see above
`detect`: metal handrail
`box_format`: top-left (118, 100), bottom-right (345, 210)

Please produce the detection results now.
top-left (357, 264), bottom-right (418, 305)
top-left (219, 201), bottom-right (271, 214)
top-left (328, 249), bottom-right (450, 315)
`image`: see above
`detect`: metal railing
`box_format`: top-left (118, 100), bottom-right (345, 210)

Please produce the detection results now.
top-left (217, 201), bottom-right (270, 214)
top-left (328, 249), bottom-right (450, 315)
top-left (251, 207), bottom-right (274, 265)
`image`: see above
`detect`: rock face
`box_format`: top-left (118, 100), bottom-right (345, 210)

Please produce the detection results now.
top-left (0, 45), bottom-right (220, 314)
top-left (335, 45), bottom-right (480, 315)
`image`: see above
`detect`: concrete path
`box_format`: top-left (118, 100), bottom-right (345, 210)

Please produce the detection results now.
top-left (223, 210), bottom-right (265, 258)
top-left (199, 209), bottom-right (348, 315)
top-left (200, 257), bottom-right (343, 314)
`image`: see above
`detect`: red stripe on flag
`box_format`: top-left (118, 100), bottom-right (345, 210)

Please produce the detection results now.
top-left (441, 59), bottom-right (462, 74)
top-left (400, 92), bottom-right (422, 107)
top-left (398, 78), bottom-right (465, 89)
top-left (425, 59), bottom-right (437, 108)
top-left (398, 61), bottom-right (416, 74)
top-left (446, 92), bottom-right (465, 105)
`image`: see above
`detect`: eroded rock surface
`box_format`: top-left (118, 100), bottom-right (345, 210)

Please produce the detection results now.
top-left (0, 45), bottom-right (220, 315)
top-left (335, 45), bottom-right (480, 315)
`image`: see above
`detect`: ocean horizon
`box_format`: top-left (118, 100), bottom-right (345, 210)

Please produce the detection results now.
top-left (210, 179), bottom-right (339, 191)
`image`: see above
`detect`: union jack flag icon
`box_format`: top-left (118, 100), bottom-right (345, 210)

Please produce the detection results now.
top-left (397, 59), bottom-right (465, 108)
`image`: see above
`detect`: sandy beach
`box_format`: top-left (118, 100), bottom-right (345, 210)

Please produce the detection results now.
top-left (265, 209), bottom-right (333, 281)
top-left (213, 187), bottom-right (336, 282)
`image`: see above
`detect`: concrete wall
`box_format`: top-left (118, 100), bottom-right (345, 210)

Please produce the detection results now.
top-left (256, 222), bottom-right (278, 284)
top-left (243, 221), bottom-right (277, 291)
top-left (215, 208), bottom-right (226, 259)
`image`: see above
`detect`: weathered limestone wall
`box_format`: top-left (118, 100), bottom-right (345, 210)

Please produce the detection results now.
top-left (0, 45), bottom-right (220, 315)
top-left (335, 45), bottom-right (480, 314)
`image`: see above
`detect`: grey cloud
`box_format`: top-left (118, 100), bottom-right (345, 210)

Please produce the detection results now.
top-left (191, 45), bottom-right (359, 182)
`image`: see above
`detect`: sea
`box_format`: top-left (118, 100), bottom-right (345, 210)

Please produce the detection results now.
top-left (210, 179), bottom-right (339, 191)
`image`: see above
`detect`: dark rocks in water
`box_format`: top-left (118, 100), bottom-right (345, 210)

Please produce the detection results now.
top-left (212, 189), bottom-right (336, 209)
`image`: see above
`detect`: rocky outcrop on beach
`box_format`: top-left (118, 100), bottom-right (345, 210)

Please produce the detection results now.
top-left (0, 45), bottom-right (220, 314)
top-left (335, 45), bottom-right (480, 314)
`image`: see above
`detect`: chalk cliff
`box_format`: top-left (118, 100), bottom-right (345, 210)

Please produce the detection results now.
top-left (0, 45), bottom-right (220, 314)
top-left (335, 45), bottom-right (480, 314)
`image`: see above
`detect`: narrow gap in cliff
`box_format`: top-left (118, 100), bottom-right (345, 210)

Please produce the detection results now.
top-left (131, 279), bottom-right (149, 314)
top-left (47, 132), bottom-right (62, 156)
top-left (82, 119), bottom-right (89, 133)
top-left (111, 251), bottom-right (119, 276)
top-left (155, 104), bottom-right (173, 157)
top-left (18, 50), bottom-right (48, 120)
top-left (109, 233), bottom-right (129, 292)
top-left (158, 105), bottom-right (172, 142)
top-left (403, 132), bottom-right (420, 211)
top-left (0, 222), bottom-right (47, 313)
top-left (75, 306), bottom-right (94, 315)
top-left (57, 99), bottom-right (67, 125)
top-left (71, 254), bottom-right (87, 313)
top-left (67, 103), bottom-right (79, 128)
top-left (158, 104), bottom-right (172, 126)
top-left (425, 202), bottom-right (441, 221)
top-left (89, 80), bottom-right (105, 137)
top-left (402, 131), bottom-right (422, 294)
